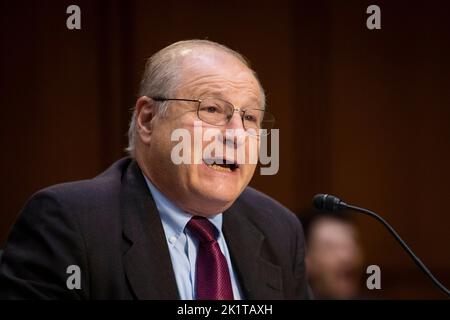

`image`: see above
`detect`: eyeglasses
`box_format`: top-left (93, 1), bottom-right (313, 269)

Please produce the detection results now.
top-left (152, 97), bottom-right (275, 136)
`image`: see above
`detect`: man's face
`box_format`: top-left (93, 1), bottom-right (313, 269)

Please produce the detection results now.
top-left (138, 50), bottom-right (262, 215)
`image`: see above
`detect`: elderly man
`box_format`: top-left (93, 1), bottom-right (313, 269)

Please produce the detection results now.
top-left (0, 40), bottom-right (310, 299)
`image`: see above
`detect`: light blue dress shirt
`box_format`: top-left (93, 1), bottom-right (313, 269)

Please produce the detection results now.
top-left (144, 176), bottom-right (243, 300)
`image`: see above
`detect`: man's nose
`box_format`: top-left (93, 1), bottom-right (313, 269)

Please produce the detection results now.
top-left (226, 110), bottom-right (245, 130)
top-left (220, 112), bottom-right (246, 148)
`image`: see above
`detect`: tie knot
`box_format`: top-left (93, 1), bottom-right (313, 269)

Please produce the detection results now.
top-left (186, 216), bottom-right (218, 243)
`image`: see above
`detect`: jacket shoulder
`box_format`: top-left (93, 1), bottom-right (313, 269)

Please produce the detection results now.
top-left (236, 186), bottom-right (303, 234)
top-left (30, 157), bottom-right (131, 210)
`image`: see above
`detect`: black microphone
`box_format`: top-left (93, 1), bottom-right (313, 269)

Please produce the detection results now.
top-left (312, 193), bottom-right (450, 298)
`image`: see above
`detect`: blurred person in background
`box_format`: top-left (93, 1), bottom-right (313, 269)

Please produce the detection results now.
top-left (300, 208), bottom-right (364, 299)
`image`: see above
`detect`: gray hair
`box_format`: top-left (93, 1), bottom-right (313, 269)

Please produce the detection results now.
top-left (126, 39), bottom-right (266, 156)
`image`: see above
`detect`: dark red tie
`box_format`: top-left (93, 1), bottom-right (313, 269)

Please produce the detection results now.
top-left (186, 216), bottom-right (234, 300)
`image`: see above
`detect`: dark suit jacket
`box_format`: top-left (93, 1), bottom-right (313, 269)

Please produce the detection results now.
top-left (0, 158), bottom-right (310, 299)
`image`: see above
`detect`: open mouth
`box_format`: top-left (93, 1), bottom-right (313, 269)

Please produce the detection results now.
top-left (203, 159), bottom-right (239, 173)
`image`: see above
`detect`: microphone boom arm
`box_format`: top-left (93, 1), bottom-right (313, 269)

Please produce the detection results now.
top-left (345, 203), bottom-right (450, 298)
top-left (312, 194), bottom-right (450, 298)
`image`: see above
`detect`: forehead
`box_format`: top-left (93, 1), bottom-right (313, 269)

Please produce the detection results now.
top-left (175, 49), bottom-right (262, 105)
top-left (311, 219), bottom-right (356, 244)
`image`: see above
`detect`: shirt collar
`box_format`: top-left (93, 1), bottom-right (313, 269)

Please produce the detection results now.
top-left (143, 174), bottom-right (223, 243)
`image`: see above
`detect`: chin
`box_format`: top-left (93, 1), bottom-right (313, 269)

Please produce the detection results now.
top-left (187, 187), bottom-right (240, 215)
top-left (181, 165), bottom-right (251, 214)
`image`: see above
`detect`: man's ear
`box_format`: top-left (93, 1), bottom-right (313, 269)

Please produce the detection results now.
top-left (135, 96), bottom-right (157, 145)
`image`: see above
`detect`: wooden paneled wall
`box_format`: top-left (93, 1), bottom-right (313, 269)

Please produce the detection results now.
top-left (1, 0), bottom-right (449, 298)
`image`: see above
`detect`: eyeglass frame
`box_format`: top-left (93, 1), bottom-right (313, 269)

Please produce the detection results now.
top-left (151, 96), bottom-right (275, 135)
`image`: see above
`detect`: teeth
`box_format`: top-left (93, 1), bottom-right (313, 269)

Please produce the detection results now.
top-left (207, 163), bottom-right (232, 172)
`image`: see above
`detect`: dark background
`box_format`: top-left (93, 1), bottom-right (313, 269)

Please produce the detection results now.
top-left (1, 0), bottom-right (449, 299)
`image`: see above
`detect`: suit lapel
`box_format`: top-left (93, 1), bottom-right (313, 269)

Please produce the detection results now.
top-left (119, 160), bottom-right (283, 299)
top-left (223, 204), bottom-right (284, 299)
top-left (121, 161), bottom-right (179, 300)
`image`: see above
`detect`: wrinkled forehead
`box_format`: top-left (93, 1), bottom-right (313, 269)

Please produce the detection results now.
top-left (175, 48), bottom-right (264, 106)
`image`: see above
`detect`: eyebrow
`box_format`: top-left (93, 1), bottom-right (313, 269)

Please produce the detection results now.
top-left (197, 90), bottom-right (262, 109)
